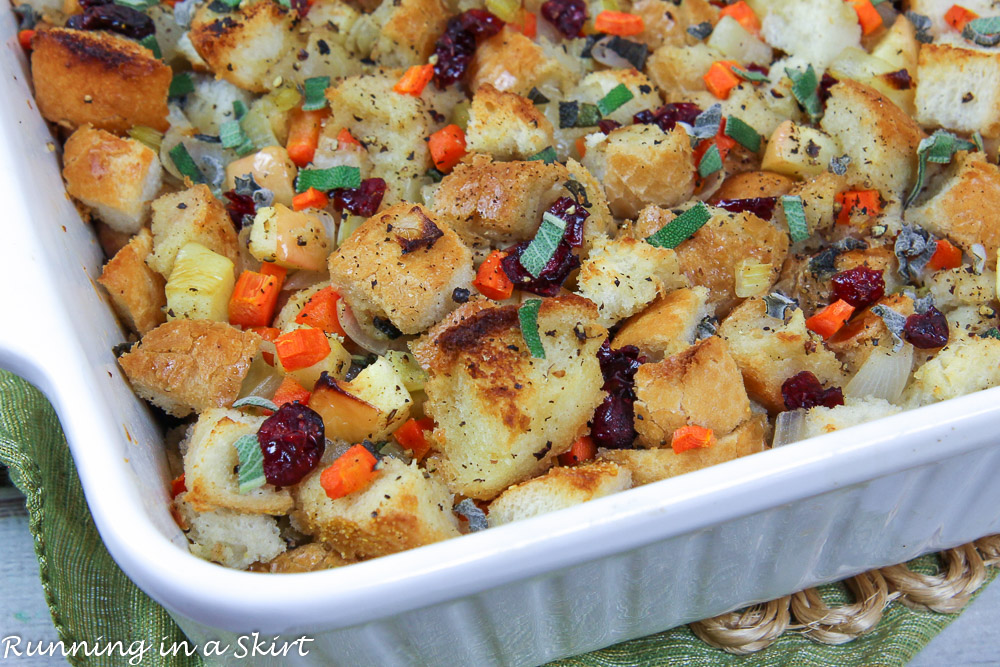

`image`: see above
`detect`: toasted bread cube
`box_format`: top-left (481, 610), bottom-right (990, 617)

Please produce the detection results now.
top-left (62, 126), bottom-right (162, 234)
top-left (148, 185), bottom-right (240, 278)
top-left (190, 2), bottom-right (301, 92)
top-left (820, 79), bottom-right (926, 198)
top-left (799, 397), bottom-right (902, 439)
top-left (327, 203), bottom-right (473, 334)
top-left (906, 151), bottom-right (1000, 262)
top-left (761, 121), bottom-right (842, 180)
top-left (249, 542), bottom-right (355, 573)
top-left (778, 171), bottom-right (849, 236)
top-left (758, 0), bottom-right (860, 70)
top-left (633, 337), bottom-right (751, 447)
top-left (487, 460), bottom-right (631, 527)
top-left (31, 28), bottom-right (170, 133)
top-left (916, 44), bottom-right (1000, 139)
top-left (647, 42), bottom-right (719, 97)
top-left (613, 286), bottom-right (712, 361)
top-left (582, 125), bottom-right (695, 219)
top-left (249, 204), bottom-right (332, 273)
top-left (98, 229), bottom-right (166, 335)
top-left (630, 0), bottom-right (717, 50)
top-left (571, 69), bottom-right (662, 126)
top-left (309, 357), bottom-right (411, 441)
top-left (369, 0), bottom-right (449, 67)
top-left (871, 15), bottom-right (920, 74)
top-left (903, 338), bottom-right (1000, 407)
top-left (173, 497), bottom-right (286, 570)
top-left (926, 266), bottom-right (997, 311)
top-left (575, 235), bottom-right (688, 327)
top-left (224, 147), bottom-right (298, 208)
top-left (711, 171), bottom-right (797, 202)
top-left (828, 46), bottom-right (916, 117)
top-left (119, 320), bottom-right (260, 417)
top-left (412, 297), bottom-right (607, 500)
top-left (292, 457), bottom-right (460, 559)
top-left (717, 297), bottom-right (846, 413)
top-left (469, 28), bottom-right (574, 96)
top-left (465, 84), bottom-right (555, 160)
top-left (182, 408), bottom-right (293, 515)
top-left (600, 415), bottom-right (766, 486)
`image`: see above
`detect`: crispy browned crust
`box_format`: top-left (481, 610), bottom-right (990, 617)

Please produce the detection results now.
top-left (97, 229), bottom-right (166, 335)
top-left (118, 321), bottom-right (260, 417)
top-left (709, 171), bottom-right (797, 203)
top-left (249, 542), bottom-right (356, 573)
top-left (469, 28), bottom-right (565, 95)
top-left (31, 28), bottom-right (170, 133)
top-left (613, 287), bottom-right (705, 361)
top-left (62, 125), bottom-right (158, 218)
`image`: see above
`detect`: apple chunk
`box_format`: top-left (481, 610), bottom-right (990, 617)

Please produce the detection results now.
top-left (309, 358), bottom-right (412, 442)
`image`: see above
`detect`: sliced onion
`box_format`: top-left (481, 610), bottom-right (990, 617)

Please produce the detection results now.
top-left (844, 344), bottom-right (913, 403)
top-left (337, 299), bottom-right (392, 355)
top-left (772, 409), bottom-right (806, 448)
top-left (591, 36), bottom-right (633, 70)
top-left (281, 270), bottom-right (327, 293)
top-left (238, 355), bottom-right (283, 400)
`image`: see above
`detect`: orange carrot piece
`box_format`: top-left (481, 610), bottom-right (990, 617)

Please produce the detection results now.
top-left (704, 61), bottom-right (742, 100)
top-left (719, 1), bottom-right (761, 35)
top-left (273, 375), bottom-right (311, 408)
top-left (671, 425), bottom-right (716, 454)
top-left (806, 299), bottom-right (856, 339)
top-left (473, 250), bottom-right (514, 300)
top-left (594, 10), bottom-right (645, 36)
top-left (274, 327), bottom-right (330, 371)
top-left (428, 124), bottom-right (467, 172)
top-left (294, 286), bottom-right (347, 336)
top-left (18, 29), bottom-right (34, 51)
top-left (286, 108), bottom-right (327, 168)
top-left (336, 128), bottom-right (360, 150)
top-left (835, 189), bottom-right (882, 225)
top-left (513, 10), bottom-right (537, 38)
top-left (848, 0), bottom-right (883, 35)
top-left (945, 4), bottom-right (978, 31)
top-left (558, 435), bottom-right (597, 466)
top-left (320, 444), bottom-right (379, 500)
top-left (927, 239), bottom-right (963, 271)
top-left (575, 136), bottom-right (587, 158)
top-left (393, 417), bottom-right (435, 460)
top-left (170, 473), bottom-right (186, 498)
top-left (228, 271), bottom-right (281, 329)
top-left (292, 187), bottom-right (330, 211)
top-left (393, 64), bottom-right (435, 96)
top-left (258, 262), bottom-right (287, 288)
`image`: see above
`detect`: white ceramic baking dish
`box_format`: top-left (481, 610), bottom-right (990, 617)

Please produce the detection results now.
top-left (3, 8), bottom-right (1000, 666)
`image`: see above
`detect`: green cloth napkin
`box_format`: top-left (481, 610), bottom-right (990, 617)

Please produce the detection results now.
top-left (0, 369), bottom-right (995, 667)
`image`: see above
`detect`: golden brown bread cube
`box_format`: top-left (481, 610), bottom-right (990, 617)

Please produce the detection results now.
top-left (97, 229), bottom-right (166, 335)
top-left (147, 185), bottom-right (241, 279)
top-left (486, 460), bottom-right (632, 527)
top-left (327, 203), bottom-right (474, 334)
top-left (779, 172), bottom-right (849, 236)
top-left (118, 320), bottom-right (260, 417)
top-left (646, 42), bottom-right (718, 97)
top-left (826, 295), bottom-right (914, 373)
top-left (633, 337), bottom-right (751, 448)
top-left (905, 151), bottom-right (1000, 262)
top-left (465, 84), bottom-right (555, 160)
top-left (182, 409), bottom-right (294, 515)
top-left (600, 415), bottom-right (767, 486)
top-left (709, 171), bottom-right (796, 203)
top-left (249, 542), bottom-right (356, 573)
top-left (62, 126), bottom-right (163, 234)
top-left (412, 297), bottom-right (607, 500)
top-left (292, 457), bottom-right (460, 560)
top-left (469, 28), bottom-right (573, 96)
top-left (717, 298), bottom-right (846, 413)
top-left (369, 0), bottom-right (449, 67)
top-left (630, 0), bottom-right (717, 50)
top-left (31, 28), bottom-right (170, 134)
top-left (613, 286), bottom-right (712, 361)
top-left (915, 43), bottom-right (1000, 139)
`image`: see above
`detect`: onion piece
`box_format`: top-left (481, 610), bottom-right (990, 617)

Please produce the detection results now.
top-left (844, 344), bottom-right (913, 403)
top-left (590, 37), bottom-right (634, 70)
top-left (238, 355), bottom-right (283, 400)
top-left (772, 409), bottom-right (806, 448)
top-left (336, 299), bottom-right (401, 355)
top-left (281, 270), bottom-right (327, 293)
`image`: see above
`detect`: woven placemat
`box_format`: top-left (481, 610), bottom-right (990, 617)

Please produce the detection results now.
top-left (1, 368), bottom-right (996, 666)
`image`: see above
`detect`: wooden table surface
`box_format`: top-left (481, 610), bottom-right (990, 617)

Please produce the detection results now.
top-left (1, 485), bottom-right (997, 665)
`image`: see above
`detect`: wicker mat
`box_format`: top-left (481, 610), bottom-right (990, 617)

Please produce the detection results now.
top-left (1, 368), bottom-right (996, 666)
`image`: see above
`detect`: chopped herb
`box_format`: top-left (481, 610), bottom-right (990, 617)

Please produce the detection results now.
top-left (114, 0), bottom-right (159, 9)
top-left (983, 328), bottom-right (1000, 340)
top-left (232, 99), bottom-right (248, 120)
top-left (605, 36), bottom-right (649, 70)
top-left (963, 16), bottom-right (1000, 46)
top-left (724, 116), bottom-right (761, 153)
top-left (763, 293), bottom-right (797, 320)
top-left (527, 87), bottom-right (550, 105)
top-left (372, 316), bottom-right (402, 339)
top-left (809, 238), bottom-right (868, 278)
top-left (454, 498), bottom-right (488, 532)
top-left (687, 21), bottom-right (712, 40)
top-left (301, 76), bottom-right (330, 111)
top-left (232, 396), bottom-right (279, 411)
top-left (219, 120), bottom-right (255, 155)
top-left (563, 179), bottom-right (591, 208)
top-left (379, 441), bottom-right (412, 464)
top-left (580, 33), bottom-right (606, 59)
top-left (905, 130), bottom-right (977, 207)
top-left (295, 165), bottom-right (361, 193)
top-left (870, 304), bottom-right (907, 351)
top-left (894, 224), bottom-right (936, 281)
top-left (645, 201), bottom-right (712, 249)
top-left (905, 11), bottom-right (933, 43)
top-left (829, 154), bottom-right (851, 175)
top-left (695, 316), bottom-right (718, 340)
top-left (12, 4), bottom-right (36, 29)
top-left (520, 212), bottom-right (568, 277)
top-left (731, 65), bottom-right (770, 83)
top-left (234, 434), bottom-right (265, 494)
top-left (519, 299), bottom-right (546, 359)
top-left (169, 143), bottom-right (205, 184)
top-left (785, 65), bottom-right (822, 121)
top-left (974, 131), bottom-right (985, 153)
top-left (559, 101), bottom-right (602, 128)
top-left (426, 167), bottom-right (445, 182)
top-left (139, 34), bottom-right (161, 59)
top-left (690, 103), bottom-right (722, 141)
top-left (168, 72), bottom-right (194, 99)
top-left (781, 195), bottom-right (809, 243)
top-left (698, 143), bottom-right (723, 178)
top-left (526, 146), bottom-right (558, 164)
top-left (597, 83), bottom-right (634, 116)
top-left (972, 243), bottom-right (987, 274)
top-left (207, 0), bottom-right (234, 11)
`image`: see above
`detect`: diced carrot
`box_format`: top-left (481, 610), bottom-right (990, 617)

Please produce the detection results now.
top-left (249, 326), bottom-right (280, 365)
top-left (575, 136), bottom-right (587, 158)
top-left (393, 64), bottom-right (435, 96)
top-left (704, 61), bottom-right (742, 100)
top-left (258, 262), bottom-right (287, 288)
top-left (292, 187), bottom-right (330, 211)
top-left (274, 327), bottom-right (330, 371)
top-left (18, 29), bottom-right (34, 51)
top-left (594, 10), bottom-right (645, 36)
top-left (692, 118), bottom-right (738, 167)
top-left (927, 239), bottom-right (963, 271)
top-left (473, 250), bottom-right (514, 301)
top-left (320, 444), bottom-right (379, 500)
top-left (847, 0), bottom-right (882, 35)
top-left (272, 375), bottom-right (311, 408)
top-left (170, 473), bottom-right (186, 498)
top-left (294, 285), bottom-right (347, 336)
top-left (945, 4), bottom-right (978, 31)
top-left (336, 128), bottom-right (360, 150)
top-left (558, 435), bottom-right (597, 466)
top-left (806, 299), bottom-right (856, 339)
top-left (228, 271), bottom-right (281, 329)
top-left (393, 417), bottom-right (435, 460)
top-left (428, 124), bottom-right (467, 172)
top-left (719, 1), bottom-right (760, 35)
top-left (512, 9), bottom-right (537, 38)
top-left (671, 425), bottom-right (715, 454)
top-left (286, 108), bottom-right (327, 168)
top-left (835, 189), bottom-right (882, 225)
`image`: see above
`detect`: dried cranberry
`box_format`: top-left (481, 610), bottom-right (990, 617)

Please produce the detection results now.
top-left (66, 3), bottom-right (155, 39)
top-left (745, 63), bottom-right (770, 77)
top-left (332, 178), bottom-right (386, 218)
top-left (883, 69), bottom-right (912, 90)
top-left (546, 196), bottom-right (589, 247)
top-left (256, 403), bottom-right (326, 487)
top-left (781, 371), bottom-right (845, 411)
top-left (456, 8), bottom-right (505, 39)
top-left (591, 342), bottom-right (643, 449)
top-left (818, 73), bottom-right (839, 104)
top-left (598, 119), bottom-right (622, 135)
top-left (830, 267), bottom-right (885, 310)
top-left (633, 102), bottom-right (702, 133)
top-left (290, 0), bottom-right (310, 16)
top-left (904, 307), bottom-right (950, 349)
top-left (432, 10), bottom-right (504, 88)
top-left (501, 240), bottom-right (580, 296)
top-left (222, 190), bottom-right (256, 229)
top-left (541, 0), bottom-right (587, 38)
top-left (713, 197), bottom-right (778, 220)
top-left (78, 0), bottom-right (112, 7)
